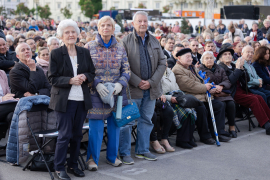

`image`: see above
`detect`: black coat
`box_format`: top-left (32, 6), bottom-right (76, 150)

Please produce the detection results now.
top-left (167, 56), bottom-right (177, 69)
top-left (192, 53), bottom-right (201, 65)
top-left (163, 49), bottom-right (171, 60)
top-left (48, 45), bottom-right (95, 112)
top-left (9, 62), bottom-right (51, 98)
top-left (0, 51), bottom-right (19, 73)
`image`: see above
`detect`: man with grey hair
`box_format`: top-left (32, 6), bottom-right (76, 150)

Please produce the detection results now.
top-left (163, 35), bottom-right (175, 59)
top-left (9, 43), bottom-right (51, 98)
top-left (119, 11), bottom-right (166, 164)
top-left (47, 37), bottom-right (60, 52)
top-left (233, 36), bottom-right (241, 43)
top-left (0, 38), bottom-right (18, 73)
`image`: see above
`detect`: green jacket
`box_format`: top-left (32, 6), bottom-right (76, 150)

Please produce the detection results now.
top-left (243, 61), bottom-right (262, 88)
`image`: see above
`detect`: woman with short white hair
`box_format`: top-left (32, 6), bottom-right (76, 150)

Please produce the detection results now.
top-left (84, 15), bottom-right (130, 170)
top-left (6, 35), bottom-right (14, 51)
top-left (48, 19), bottom-right (95, 179)
top-left (199, 51), bottom-right (237, 138)
top-left (47, 37), bottom-right (60, 52)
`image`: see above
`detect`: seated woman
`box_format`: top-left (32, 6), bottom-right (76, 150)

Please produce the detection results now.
top-left (233, 42), bottom-right (243, 61)
top-left (199, 51), bottom-right (237, 138)
top-left (172, 48), bottom-right (231, 144)
top-left (36, 47), bottom-right (50, 76)
top-left (252, 41), bottom-right (261, 52)
top-left (219, 48), bottom-right (270, 135)
top-left (0, 70), bottom-right (17, 132)
top-left (252, 46), bottom-right (270, 90)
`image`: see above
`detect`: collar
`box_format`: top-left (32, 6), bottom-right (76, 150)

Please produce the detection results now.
top-left (164, 49), bottom-right (172, 56)
top-left (192, 53), bottom-right (197, 58)
top-left (136, 32), bottom-right (148, 39)
top-left (19, 61), bottom-right (29, 69)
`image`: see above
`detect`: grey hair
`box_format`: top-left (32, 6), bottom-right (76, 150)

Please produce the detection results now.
top-left (15, 43), bottom-right (30, 55)
top-left (6, 35), bottom-right (14, 42)
top-left (47, 37), bottom-right (60, 45)
top-left (242, 45), bottom-right (254, 53)
top-left (201, 51), bottom-right (214, 63)
top-left (165, 35), bottom-right (175, 43)
top-left (214, 34), bottom-right (224, 42)
top-left (57, 19), bottom-right (80, 38)
top-left (132, 11), bottom-right (148, 21)
top-left (259, 39), bottom-right (268, 45)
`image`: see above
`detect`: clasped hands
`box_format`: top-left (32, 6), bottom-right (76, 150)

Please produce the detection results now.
top-left (138, 80), bottom-right (150, 90)
top-left (96, 83), bottom-right (123, 98)
top-left (205, 83), bottom-right (223, 94)
top-left (69, 74), bottom-right (87, 85)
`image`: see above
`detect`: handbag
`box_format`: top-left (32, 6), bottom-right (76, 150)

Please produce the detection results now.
top-left (172, 91), bottom-right (203, 108)
top-left (112, 86), bottom-right (140, 127)
top-left (29, 153), bottom-right (55, 172)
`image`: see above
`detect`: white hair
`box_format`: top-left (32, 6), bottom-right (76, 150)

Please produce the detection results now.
top-left (201, 51), bottom-right (214, 63)
top-left (47, 37), bottom-right (60, 45)
top-left (57, 19), bottom-right (80, 38)
top-left (15, 43), bottom-right (30, 55)
top-left (132, 11), bottom-right (148, 21)
top-left (242, 45), bottom-right (254, 53)
top-left (259, 39), bottom-right (268, 45)
top-left (222, 39), bottom-right (233, 44)
top-left (6, 35), bottom-right (14, 42)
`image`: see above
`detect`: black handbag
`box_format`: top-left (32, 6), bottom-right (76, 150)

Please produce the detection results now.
top-left (30, 153), bottom-right (55, 172)
top-left (172, 91), bottom-right (203, 108)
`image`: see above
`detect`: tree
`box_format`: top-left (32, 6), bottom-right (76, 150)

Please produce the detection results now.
top-left (110, 6), bottom-right (116, 10)
top-left (79, 0), bottom-right (102, 19)
top-left (181, 17), bottom-right (190, 34)
top-left (0, 6), bottom-right (7, 18)
top-left (27, 8), bottom-right (36, 16)
top-left (136, 3), bottom-right (146, 9)
top-left (15, 3), bottom-right (29, 19)
top-left (115, 14), bottom-right (123, 33)
top-left (61, 6), bottom-right (73, 19)
top-left (37, 5), bottom-right (51, 19)
top-left (163, 5), bottom-right (170, 13)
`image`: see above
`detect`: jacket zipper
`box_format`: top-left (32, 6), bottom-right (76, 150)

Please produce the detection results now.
top-left (102, 48), bottom-right (109, 120)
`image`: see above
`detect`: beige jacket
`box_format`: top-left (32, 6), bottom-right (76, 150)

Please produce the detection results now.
top-left (161, 68), bottom-right (180, 101)
top-left (122, 29), bottom-right (166, 100)
top-left (172, 63), bottom-right (210, 102)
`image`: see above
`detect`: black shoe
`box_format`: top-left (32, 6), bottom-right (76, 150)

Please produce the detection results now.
top-left (54, 171), bottom-right (71, 180)
top-left (188, 141), bottom-right (197, 147)
top-left (67, 167), bottom-right (85, 177)
top-left (222, 131), bottom-right (231, 137)
top-left (229, 130), bottom-right (237, 138)
top-left (266, 127), bottom-right (270, 135)
top-left (176, 141), bottom-right (193, 149)
top-left (200, 138), bottom-right (215, 145)
top-left (218, 135), bottom-right (231, 142)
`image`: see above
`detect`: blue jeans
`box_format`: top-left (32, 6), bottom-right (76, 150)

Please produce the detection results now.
top-left (119, 90), bottom-right (156, 156)
top-left (249, 87), bottom-right (270, 107)
top-left (86, 115), bottom-right (119, 165)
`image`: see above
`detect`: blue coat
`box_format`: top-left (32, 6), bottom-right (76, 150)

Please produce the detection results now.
top-left (85, 35), bottom-right (131, 120)
top-left (253, 61), bottom-right (270, 89)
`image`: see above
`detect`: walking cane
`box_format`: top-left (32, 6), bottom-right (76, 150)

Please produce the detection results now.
top-left (198, 71), bottom-right (221, 146)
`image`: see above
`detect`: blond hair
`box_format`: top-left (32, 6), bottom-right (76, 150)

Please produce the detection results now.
top-left (98, 16), bottom-right (115, 29)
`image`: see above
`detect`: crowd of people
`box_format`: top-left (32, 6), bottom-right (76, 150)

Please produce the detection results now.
top-left (1, 11), bottom-right (270, 180)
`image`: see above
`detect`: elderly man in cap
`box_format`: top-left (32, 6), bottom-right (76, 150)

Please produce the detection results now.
top-left (172, 48), bottom-right (231, 145)
top-left (119, 11), bottom-right (166, 164)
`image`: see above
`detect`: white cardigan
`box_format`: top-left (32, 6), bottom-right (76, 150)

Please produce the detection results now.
top-left (161, 68), bottom-right (180, 101)
top-left (228, 28), bottom-right (244, 42)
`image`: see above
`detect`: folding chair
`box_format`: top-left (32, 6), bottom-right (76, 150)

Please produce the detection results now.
top-left (235, 106), bottom-right (256, 131)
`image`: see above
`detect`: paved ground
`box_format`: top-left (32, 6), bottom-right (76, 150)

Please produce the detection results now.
top-left (0, 118), bottom-right (269, 180)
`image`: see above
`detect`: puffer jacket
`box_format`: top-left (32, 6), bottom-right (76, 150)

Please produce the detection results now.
top-left (161, 67), bottom-right (180, 101)
top-left (172, 63), bottom-right (210, 102)
top-left (85, 34), bottom-right (131, 120)
top-left (199, 63), bottom-right (233, 101)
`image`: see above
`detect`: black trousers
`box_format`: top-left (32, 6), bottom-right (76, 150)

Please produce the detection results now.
top-left (150, 105), bottom-right (174, 141)
top-left (54, 100), bottom-right (87, 171)
top-left (0, 102), bottom-right (17, 123)
top-left (176, 115), bottom-right (195, 142)
top-left (195, 99), bottom-right (226, 140)
top-left (222, 100), bottom-right (235, 126)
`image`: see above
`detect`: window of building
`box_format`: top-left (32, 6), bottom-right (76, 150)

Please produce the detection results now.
top-left (114, 2), bottom-right (119, 9)
top-left (142, 2), bottom-right (147, 7)
top-left (183, 3), bottom-right (188, 8)
top-left (229, 1), bottom-right (234, 5)
top-left (214, 2), bottom-right (217, 8)
top-left (198, 2), bottom-right (203, 8)
top-left (156, 2), bottom-right (160, 9)
top-left (78, 16), bottom-right (81, 21)
top-left (17, 0), bottom-right (20, 2)
top-left (102, 3), bottom-right (106, 10)
top-left (57, 3), bottom-right (61, 9)
top-left (7, 0), bottom-right (10, 2)
top-left (67, 3), bottom-right (71, 8)
top-left (128, 2), bottom-right (133, 9)
top-left (57, 16), bottom-right (60, 21)
top-left (247, 1), bottom-right (252, 5)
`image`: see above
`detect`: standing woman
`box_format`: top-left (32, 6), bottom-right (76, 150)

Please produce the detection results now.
top-left (84, 16), bottom-right (130, 170)
top-left (48, 19), bottom-right (95, 180)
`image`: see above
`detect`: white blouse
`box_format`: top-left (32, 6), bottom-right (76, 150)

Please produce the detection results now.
top-left (68, 56), bottom-right (84, 101)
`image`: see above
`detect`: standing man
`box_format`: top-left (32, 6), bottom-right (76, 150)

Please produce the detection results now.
top-left (189, 40), bottom-right (201, 65)
top-left (163, 35), bottom-right (175, 59)
top-left (195, 21), bottom-right (203, 34)
top-left (148, 22), bottom-right (155, 33)
top-left (120, 11), bottom-right (166, 164)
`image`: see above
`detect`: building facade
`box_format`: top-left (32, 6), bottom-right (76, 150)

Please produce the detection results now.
top-left (0, 0), bottom-right (28, 18)
top-left (102, 0), bottom-right (265, 16)
top-left (27, 0), bottom-right (90, 22)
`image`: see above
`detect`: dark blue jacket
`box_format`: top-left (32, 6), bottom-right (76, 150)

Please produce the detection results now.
top-left (247, 28), bottom-right (263, 41)
top-left (253, 61), bottom-right (270, 89)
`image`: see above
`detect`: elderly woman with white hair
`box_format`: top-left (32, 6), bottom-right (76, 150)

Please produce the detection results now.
top-left (199, 51), bottom-right (237, 137)
top-left (84, 16), bottom-right (130, 170)
top-left (6, 35), bottom-right (14, 51)
top-left (48, 19), bottom-right (95, 179)
top-left (47, 37), bottom-right (60, 52)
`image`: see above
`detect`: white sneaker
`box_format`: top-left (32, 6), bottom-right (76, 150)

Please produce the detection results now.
top-left (86, 159), bottom-right (98, 171)
top-left (106, 159), bottom-right (122, 167)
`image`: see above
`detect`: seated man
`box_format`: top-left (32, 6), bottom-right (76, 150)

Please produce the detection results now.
top-left (167, 44), bottom-right (184, 69)
top-left (25, 38), bottom-right (37, 61)
top-left (9, 43), bottom-right (51, 98)
top-left (163, 35), bottom-right (175, 60)
top-left (0, 38), bottom-right (19, 73)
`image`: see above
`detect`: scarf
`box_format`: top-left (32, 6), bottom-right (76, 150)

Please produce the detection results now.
top-left (36, 56), bottom-right (49, 67)
top-left (214, 41), bottom-right (222, 48)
